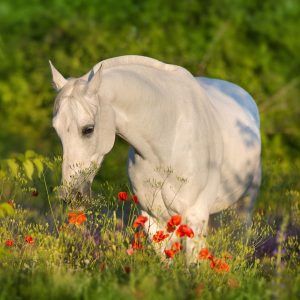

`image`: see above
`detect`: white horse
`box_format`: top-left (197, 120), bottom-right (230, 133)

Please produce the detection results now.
top-left (50, 55), bottom-right (261, 259)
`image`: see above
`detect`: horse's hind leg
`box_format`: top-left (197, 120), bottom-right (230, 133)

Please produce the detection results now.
top-left (234, 163), bottom-right (262, 225)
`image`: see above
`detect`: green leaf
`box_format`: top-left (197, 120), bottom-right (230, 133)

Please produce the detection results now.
top-left (0, 247), bottom-right (11, 259)
top-left (6, 159), bottom-right (19, 177)
top-left (0, 170), bottom-right (6, 179)
top-left (23, 159), bottom-right (34, 180)
top-left (0, 203), bottom-right (14, 218)
top-left (25, 150), bottom-right (36, 159)
top-left (33, 158), bottom-right (44, 177)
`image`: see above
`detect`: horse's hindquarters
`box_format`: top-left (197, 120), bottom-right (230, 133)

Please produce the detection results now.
top-left (198, 78), bottom-right (261, 214)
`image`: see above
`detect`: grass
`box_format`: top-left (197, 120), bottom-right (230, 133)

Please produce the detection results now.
top-left (0, 158), bottom-right (299, 300)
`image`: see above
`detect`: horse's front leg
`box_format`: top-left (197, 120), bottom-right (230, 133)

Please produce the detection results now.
top-left (141, 211), bottom-right (166, 256)
top-left (184, 205), bottom-right (210, 264)
top-left (141, 211), bottom-right (177, 259)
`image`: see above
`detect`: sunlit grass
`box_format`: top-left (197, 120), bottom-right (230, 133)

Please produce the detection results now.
top-left (0, 159), bottom-right (299, 300)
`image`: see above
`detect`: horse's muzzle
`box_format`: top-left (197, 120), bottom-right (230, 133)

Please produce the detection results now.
top-left (78, 181), bottom-right (92, 198)
top-left (57, 181), bottom-right (92, 201)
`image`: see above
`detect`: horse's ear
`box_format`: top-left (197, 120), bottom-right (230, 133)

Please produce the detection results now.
top-left (49, 60), bottom-right (67, 91)
top-left (87, 64), bottom-right (103, 95)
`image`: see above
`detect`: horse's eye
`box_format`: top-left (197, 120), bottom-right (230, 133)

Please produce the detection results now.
top-left (82, 125), bottom-right (94, 136)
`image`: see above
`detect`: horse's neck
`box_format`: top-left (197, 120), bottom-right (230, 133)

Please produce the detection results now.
top-left (101, 64), bottom-right (218, 165)
top-left (101, 65), bottom-right (178, 163)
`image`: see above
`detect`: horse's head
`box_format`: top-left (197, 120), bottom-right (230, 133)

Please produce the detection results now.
top-left (50, 62), bottom-right (115, 199)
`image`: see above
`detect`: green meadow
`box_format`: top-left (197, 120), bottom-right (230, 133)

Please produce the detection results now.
top-left (0, 0), bottom-right (299, 299)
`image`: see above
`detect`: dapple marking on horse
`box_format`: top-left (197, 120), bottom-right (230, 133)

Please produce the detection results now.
top-left (50, 55), bottom-right (261, 261)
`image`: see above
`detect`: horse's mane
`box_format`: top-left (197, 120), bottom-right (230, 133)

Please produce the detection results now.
top-left (54, 56), bottom-right (192, 116)
top-left (82, 55), bottom-right (192, 80)
top-left (53, 79), bottom-right (88, 117)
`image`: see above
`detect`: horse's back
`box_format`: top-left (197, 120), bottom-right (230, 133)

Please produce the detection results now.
top-left (196, 77), bottom-right (260, 129)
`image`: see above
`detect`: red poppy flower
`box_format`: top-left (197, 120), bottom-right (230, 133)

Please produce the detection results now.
top-left (134, 231), bottom-right (145, 241)
top-left (210, 258), bottom-right (230, 272)
top-left (132, 215), bottom-right (148, 228)
top-left (170, 215), bottom-right (182, 226)
top-left (132, 195), bottom-right (139, 204)
top-left (152, 230), bottom-right (169, 243)
top-left (164, 249), bottom-right (175, 258)
top-left (124, 266), bottom-right (131, 274)
top-left (209, 257), bottom-right (230, 272)
top-left (68, 212), bottom-right (77, 223)
top-left (7, 200), bottom-right (15, 208)
top-left (128, 231), bottom-right (145, 253)
top-left (25, 235), bottom-right (34, 244)
top-left (216, 259), bottom-right (230, 272)
top-left (77, 212), bottom-right (87, 224)
top-left (5, 239), bottom-right (14, 247)
top-left (210, 259), bottom-right (216, 269)
top-left (31, 190), bottom-right (38, 197)
top-left (132, 241), bottom-right (143, 250)
top-left (166, 215), bottom-right (182, 232)
top-left (118, 192), bottom-right (128, 201)
top-left (171, 241), bottom-right (183, 252)
top-left (126, 247), bottom-right (134, 256)
top-left (68, 212), bottom-right (87, 225)
top-left (175, 224), bottom-right (194, 238)
top-left (198, 248), bottom-right (214, 260)
top-left (166, 222), bottom-right (175, 233)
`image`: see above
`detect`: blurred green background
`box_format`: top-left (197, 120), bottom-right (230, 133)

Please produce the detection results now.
top-left (0, 0), bottom-right (299, 189)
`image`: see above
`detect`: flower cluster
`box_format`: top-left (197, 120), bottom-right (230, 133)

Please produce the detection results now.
top-left (132, 231), bottom-right (145, 250)
top-left (164, 241), bottom-right (183, 258)
top-left (127, 215), bottom-right (148, 255)
top-left (166, 215), bottom-right (194, 238)
top-left (117, 192), bottom-right (139, 204)
top-left (4, 235), bottom-right (34, 247)
top-left (126, 208), bottom-right (231, 271)
top-left (198, 248), bottom-right (230, 272)
top-left (127, 213), bottom-right (194, 259)
top-left (163, 215), bottom-right (194, 258)
top-left (153, 230), bottom-right (169, 243)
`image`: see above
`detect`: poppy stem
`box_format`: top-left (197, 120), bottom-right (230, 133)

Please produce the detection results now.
top-left (42, 172), bottom-right (59, 236)
top-left (123, 201), bottom-right (126, 229)
top-left (17, 246), bottom-right (26, 271)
